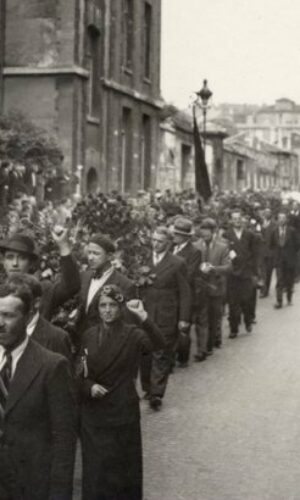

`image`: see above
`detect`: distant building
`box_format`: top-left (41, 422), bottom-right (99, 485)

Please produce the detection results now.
top-left (238, 98), bottom-right (300, 154)
top-left (1, 0), bottom-right (162, 196)
top-left (223, 134), bottom-right (299, 192)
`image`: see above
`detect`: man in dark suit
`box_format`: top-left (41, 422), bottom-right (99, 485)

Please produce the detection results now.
top-left (7, 273), bottom-right (72, 361)
top-left (172, 217), bottom-right (202, 367)
top-left (0, 280), bottom-right (76, 500)
top-left (0, 230), bottom-right (80, 320)
top-left (195, 218), bottom-right (231, 354)
top-left (271, 210), bottom-right (299, 308)
top-left (140, 226), bottom-right (191, 410)
top-left (224, 208), bottom-right (259, 338)
top-left (75, 234), bottom-right (135, 346)
top-left (260, 208), bottom-right (276, 297)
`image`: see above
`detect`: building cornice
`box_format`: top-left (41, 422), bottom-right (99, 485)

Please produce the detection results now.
top-left (3, 65), bottom-right (89, 78)
top-left (102, 77), bottom-right (164, 109)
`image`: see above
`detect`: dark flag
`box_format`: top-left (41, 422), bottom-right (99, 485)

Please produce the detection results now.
top-left (193, 107), bottom-right (212, 201)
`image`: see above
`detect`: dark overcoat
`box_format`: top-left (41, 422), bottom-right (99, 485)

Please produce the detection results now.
top-left (224, 228), bottom-right (259, 279)
top-left (142, 252), bottom-right (191, 341)
top-left (0, 340), bottom-right (77, 500)
top-left (79, 318), bottom-right (164, 500)
top-left (271, 226), bottom-right (300, 269)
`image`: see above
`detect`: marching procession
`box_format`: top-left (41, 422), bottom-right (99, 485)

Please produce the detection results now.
top-left (0, 188), bottom-right (299, 500)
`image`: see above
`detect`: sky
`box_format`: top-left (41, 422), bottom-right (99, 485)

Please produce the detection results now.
top-left (161, 0), bottom-right (300, 107)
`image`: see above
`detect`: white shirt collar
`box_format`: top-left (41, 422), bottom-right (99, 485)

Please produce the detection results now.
top-left (174, 241), bottom-right (189, 254)
top-left (153, 250), bottom-right (167, 264)
top-left (26, 312), bottom-right (40, 337)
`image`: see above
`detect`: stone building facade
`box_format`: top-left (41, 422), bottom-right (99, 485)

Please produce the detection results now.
top-left (223, 135), bottom-right (299, 192)
top-left (1, 0), bottom-right (162, 196)
top-left (158, 113), bottom-right (195, 192)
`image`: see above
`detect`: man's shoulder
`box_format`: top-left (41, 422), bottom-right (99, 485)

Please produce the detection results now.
top-left (27, 338), bottom-right (67, 367)
top-left (186, 241), bottom-right (202, 257)
top-left (38, 316), bottom-right (69, 340)
top-left (214, 239), bottom-right (229, 252)
top-left (110, 268), bottom-right (133, 288)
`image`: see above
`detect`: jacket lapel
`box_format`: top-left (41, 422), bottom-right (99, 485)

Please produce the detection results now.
top-left (154, 252), bottom-right (173, 273)
top-left (5, 340), bottom-right (43, 415)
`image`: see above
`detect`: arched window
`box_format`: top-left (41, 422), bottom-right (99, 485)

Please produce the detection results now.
top-left (87, 167), bottom-right (98, 193)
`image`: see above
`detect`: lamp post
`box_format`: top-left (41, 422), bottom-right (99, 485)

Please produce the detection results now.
top-left (194, 79), bottom-right (213, 159)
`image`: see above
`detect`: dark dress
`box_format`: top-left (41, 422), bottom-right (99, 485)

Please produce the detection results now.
top-left (79, 317), bottom-right (164, 500)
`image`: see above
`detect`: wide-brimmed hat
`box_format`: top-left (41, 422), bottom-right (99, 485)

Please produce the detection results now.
top-left (0, 233), bottom-right (38, 259)
top-left (173, 217), bottom-right (194, 236)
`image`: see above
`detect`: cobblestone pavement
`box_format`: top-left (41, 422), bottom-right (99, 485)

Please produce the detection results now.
top-left (74, 286), bottom-right (300, 499)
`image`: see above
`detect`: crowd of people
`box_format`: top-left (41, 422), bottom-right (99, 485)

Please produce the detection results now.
top-left (0, 188), bottom-right (299, 500)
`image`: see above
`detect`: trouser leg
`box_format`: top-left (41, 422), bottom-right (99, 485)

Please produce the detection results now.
top-left (276, 266), bottom-right (284, 305)
top-left (249, 287), bottom-right (257, 322)
top-left (241, 279), bottom-right (254, 328)
top-left (207, 297), bottom-right (223, 352)
top-left (194, 302), bottom-right (208, 356)
top-left (176, 329), bottom-right (191, 365)
top-left (286, 267), bottom-right (295, 302)
top-left (150, 346), bottom-right (175, 398)
top-left (264, 257), bottom-right (273, 295)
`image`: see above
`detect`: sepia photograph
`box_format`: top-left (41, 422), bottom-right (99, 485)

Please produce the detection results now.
top-left (0, 0), bottom-right (299, 499)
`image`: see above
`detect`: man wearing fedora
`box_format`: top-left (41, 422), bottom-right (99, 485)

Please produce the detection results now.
top-left (172, 217), bottom-right (202, 367)
top-left (0, 230), bottom-right (81, 320)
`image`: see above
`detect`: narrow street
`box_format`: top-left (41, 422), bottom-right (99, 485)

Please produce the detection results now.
top-left (142, 287), bottom-right (300, 500)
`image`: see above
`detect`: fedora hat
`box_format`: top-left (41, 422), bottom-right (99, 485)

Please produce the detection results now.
top-left (173, 217), bottom-right (194, 236)
top-left (0, 233), bottom-right (38, 259)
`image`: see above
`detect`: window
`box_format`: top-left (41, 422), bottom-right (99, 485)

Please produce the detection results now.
top-left (143, 2), bottom-right (152, 78)
top-left (87, 26), bottom-right (101, 117)
top-left (122, 0), bottom-right (134, 69)
top-left (141, 114), bottom-right (152, 189)
top-left (237, 159), bottom-right (245, 181)
top-left (181, 144), bottom-right (192, 188)
top-left (121, 108), bottom-right (133, 192)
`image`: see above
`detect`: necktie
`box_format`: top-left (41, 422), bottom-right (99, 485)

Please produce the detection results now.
top-left (0, 351), bottom-right (12, 430)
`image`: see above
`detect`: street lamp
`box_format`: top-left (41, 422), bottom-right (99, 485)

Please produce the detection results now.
top-left (194, 79), bottom-right (213, 158)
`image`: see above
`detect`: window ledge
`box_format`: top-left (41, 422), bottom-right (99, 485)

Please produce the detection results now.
top-left (87, 115), bottom-right (100, 125)
top-left (123, 66), bottom-right (133, 76)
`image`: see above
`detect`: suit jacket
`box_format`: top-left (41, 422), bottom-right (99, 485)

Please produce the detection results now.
top-left (271, 225), bottom-right (300, 269)
top-left (142, 252), bottom-right (191, 336)
top-left (224, 228), bottom-right (259, 279)
top-left (31, 315), bottom-right (72, 361)
top-left (76, 268), bottom-right (135, 337)
top-left (261, 221), bottom-right (276, 259)
top-left (79, 318), bottom-right (165, 428)
top-left (0, 340), bottom-right (77, 500)
top-left (289, 211), bottom-right (300, 232)
top-left (39, 255), bottom-right (81, 320)
top-left (174, 241), bottom-right (202, 302)
top-left (194, 238), bottom-right (231, 297)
